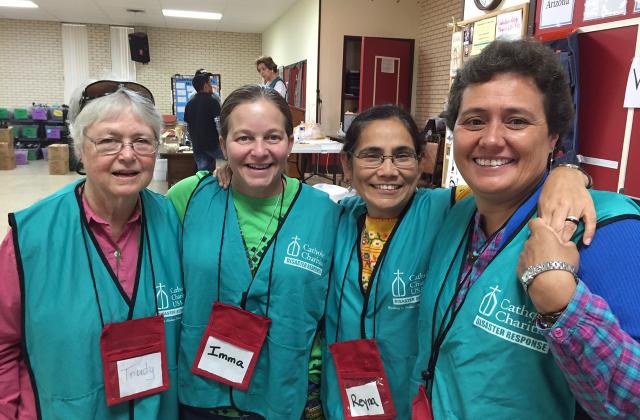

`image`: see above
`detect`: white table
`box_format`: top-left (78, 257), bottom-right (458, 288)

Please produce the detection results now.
top-left (291, 138), bottom-right (343, 154)
top-left (290, 138), bottom-right (343, 183)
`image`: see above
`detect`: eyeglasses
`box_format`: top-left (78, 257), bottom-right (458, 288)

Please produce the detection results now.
top-left (85, 136), bottom-right (158, 156)
top-left (79, 80), bottom-right (155, 112)
top-left (353, 150), bottom-right (418, 169)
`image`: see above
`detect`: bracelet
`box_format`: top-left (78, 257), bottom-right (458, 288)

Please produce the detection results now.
top-left (519, 260), bottom-right (577, 294)
top-left (535, 307), bottom-right (567, 329)
top-left (556, 163), bottom-right (593, 189)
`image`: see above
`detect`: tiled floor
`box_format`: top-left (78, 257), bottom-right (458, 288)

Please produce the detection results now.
top-left (0, 160), bottom-right (168, 235)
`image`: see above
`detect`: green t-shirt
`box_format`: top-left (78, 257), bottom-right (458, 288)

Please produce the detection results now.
top-left (166, 170), bottom-right (210, 223)
top-left (233, 178), bottom-right (299, 272)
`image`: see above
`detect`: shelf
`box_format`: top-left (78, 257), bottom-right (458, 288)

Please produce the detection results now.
top-left (15, 137), bottom-right (69, 142)
top-left (1, 118), bottom-right (66, 125)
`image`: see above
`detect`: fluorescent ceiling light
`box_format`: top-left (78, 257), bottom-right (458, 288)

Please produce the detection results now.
top-left (0, 0), bottom-right (38, 7)
top-left (162, 9), bottom-right (221, 20)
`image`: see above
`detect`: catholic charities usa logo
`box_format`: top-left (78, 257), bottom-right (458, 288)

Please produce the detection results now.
top-left (473, 285), bottom-right (549, 354)
top-left (389, 269), bottom-right (424, 308)
top-left (155, 282), bottom-right (184, 322)
top-left (284, 236), bottom-right (324, 276)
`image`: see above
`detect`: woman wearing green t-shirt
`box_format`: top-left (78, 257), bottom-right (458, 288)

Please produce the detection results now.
top-left (167, 85), bottom-right (340, 419)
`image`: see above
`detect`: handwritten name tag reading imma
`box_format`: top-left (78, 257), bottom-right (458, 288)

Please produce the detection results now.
top-left (347, 382), bottom-right (385, 417)
top-left (117, 352), bottom-right (163, 398)
top-left (197, 336), bottom-right (254, 384)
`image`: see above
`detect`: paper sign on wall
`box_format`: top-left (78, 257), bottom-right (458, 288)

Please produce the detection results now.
top-left (539, 0), bottom-right (575, 28)
top-left (635, 0), bottom-right (640, 12)
top-left (450, 32), bottom-right (463, 76)
top-left (584, 0), bottom-right (626, 21)
top-left (471, 17), bottom-right (496, 56)
top-left (624, 57), bottom-right (640, 108)
top-left (496, 10), bottom-right (523, 40)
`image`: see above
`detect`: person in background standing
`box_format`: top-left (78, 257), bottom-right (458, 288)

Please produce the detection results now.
top-left (256, 56), bottom-right (287, 99)
top-left (185, 71), bottom-right (222, 172)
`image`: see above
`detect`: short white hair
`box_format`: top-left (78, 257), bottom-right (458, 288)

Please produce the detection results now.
top-left (68, 82), bottom-right (162, 157)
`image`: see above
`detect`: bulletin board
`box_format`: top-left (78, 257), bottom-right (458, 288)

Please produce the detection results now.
top-left (441, 3), bottom-right (530, 188)
top-left (171, 74), bottom-right (221, 121)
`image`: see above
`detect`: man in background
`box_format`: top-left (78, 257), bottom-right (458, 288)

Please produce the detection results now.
top-left (184, 71), bottom-right (221, 172)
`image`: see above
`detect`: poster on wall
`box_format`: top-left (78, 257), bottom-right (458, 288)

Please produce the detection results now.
top-left (471, 17), bottom-right (497, 56)
top-left (539, 0), bottom-right (575, 28)
top-left (442, 130), bottom-right (467, 188)
top-left (496, 10), bottom-right (523, 40)
top-left (584, 0), bottom-right (627, 21)
top-left (450, 31), bottom-right (463, 76)
top-left (623, 57), bottom-right (640, 108)
top-left (463, 24), bottom-right (474, 62)
top-left (635, 0), bottom-right (640, 12)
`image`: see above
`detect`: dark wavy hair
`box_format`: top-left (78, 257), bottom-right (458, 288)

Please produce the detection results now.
top-left (443, 38), bottom-right (574, 145)
top-left (218, 84), bottom-right (293, 140)
top-left (342, 104), bottom-right (423, 160)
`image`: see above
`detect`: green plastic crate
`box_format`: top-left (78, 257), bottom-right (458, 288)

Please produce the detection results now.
top-left (13, 108), bottom-right (28, 120)
top-left (21, 126), bottom-right (38, 139)
top-left (0, 108), bottom-right (9, 119)
top-left (27, 149), bottom-right (38, 160)
top-left (11, 126), bottom-right (20, 137)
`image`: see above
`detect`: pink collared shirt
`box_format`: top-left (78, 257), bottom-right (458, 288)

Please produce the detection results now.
top-left (0, 196), bottom-right (141, 419)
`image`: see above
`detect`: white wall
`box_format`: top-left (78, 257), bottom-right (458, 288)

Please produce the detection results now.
top-left (319, 0), bottom-right (420, 134)
top-left (0, 18), bottom-right (261, 114)
top-left (262, 0), bottom-right (320, 121)
top-left (463, 0), bottom-right (530, 20)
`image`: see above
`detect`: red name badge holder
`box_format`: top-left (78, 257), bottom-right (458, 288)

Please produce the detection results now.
top-left (191, 301), bottom-right (271, 390)
top-left (412, 384), bottom-right (434, 420)
top-left (329, 339), bottom-right (396, 420)
top-left (100, 315), bottom-right (169, 406)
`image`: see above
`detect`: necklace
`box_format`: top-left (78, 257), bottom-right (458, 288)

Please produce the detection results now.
top-left (244, 182), bottom-right (285, 270)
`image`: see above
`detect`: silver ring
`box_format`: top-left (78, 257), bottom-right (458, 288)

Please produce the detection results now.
top-left (565, 216), bottom-right (579, 225)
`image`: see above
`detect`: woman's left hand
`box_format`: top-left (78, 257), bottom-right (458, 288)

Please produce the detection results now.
top-left (517, 218), bottom-right (579, 313)
top-left (539, 166), bottom-right (596, 245)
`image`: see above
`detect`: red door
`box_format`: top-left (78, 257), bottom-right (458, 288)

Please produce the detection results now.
top-left (358, 37), bottom-right (414, 112)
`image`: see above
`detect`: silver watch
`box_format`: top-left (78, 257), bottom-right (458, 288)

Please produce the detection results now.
top-left (519, 261), bottom-right (577, 294)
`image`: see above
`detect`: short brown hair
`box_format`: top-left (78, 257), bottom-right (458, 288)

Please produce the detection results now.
top-left (256, 56), bottom-right (278, 72)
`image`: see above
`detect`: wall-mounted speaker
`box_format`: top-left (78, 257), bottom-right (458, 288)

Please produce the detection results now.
top-left (128, 32), bottom-right (150, 64)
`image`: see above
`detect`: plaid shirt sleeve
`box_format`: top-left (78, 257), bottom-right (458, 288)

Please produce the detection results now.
top-left (542, 281), bottom-right (640, 419)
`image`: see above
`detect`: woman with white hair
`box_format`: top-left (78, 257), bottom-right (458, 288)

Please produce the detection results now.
top-left (0, 80), bottom-right (183, 419)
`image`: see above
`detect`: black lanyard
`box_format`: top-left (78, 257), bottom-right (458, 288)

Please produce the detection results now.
top-left (334, 196), bottom-right (412, 342)
top-left (77, 184), bottom-right (159, 328)
top-left (422, 213), bottom-right (506, 395)
top-left (216, 179), bottom-right (285, 318)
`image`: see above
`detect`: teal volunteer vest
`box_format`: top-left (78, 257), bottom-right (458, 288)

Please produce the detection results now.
top-left (10, 181), bottom-right (183, 420)
top-left (323, 189), bottom-right (452, 420)
top-left (178, 178), bottom-right (340, 419)
top-left (411, 188), bottom-right (640, 419)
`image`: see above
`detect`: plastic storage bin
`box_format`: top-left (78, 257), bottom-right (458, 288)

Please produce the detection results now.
top-left (27, 149), bottom-right (38, 160)
top-left (0, 108), bottom-right (10, 119)
top-left (31, 107), bottom-right (48, 121)
top-left (49, 107), bottom-right (64, 121)
top-left (41, 147), bottom-right (49, 160)
top-left (46, 126), bottom-right (62, 139)
top-left (15, 149), bottom-right (28, 165)
top-left (13, 108), bottom-right (28, 120)
top-left (21, 126), bottom-right (38, 139)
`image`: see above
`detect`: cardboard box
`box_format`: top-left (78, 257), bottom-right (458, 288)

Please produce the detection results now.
top-left (0, 142), bottom-right (13, 157)
top-left (0, 154), bottom-right (16, 170)
top-left (0, 144), bottom-right (16, 170)
top-left (0, 128), bottom-right (13, 148)
top-left (49, 159), bottom-right (69, 175)
top-left (48, 144), bottom-right (69, 161)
